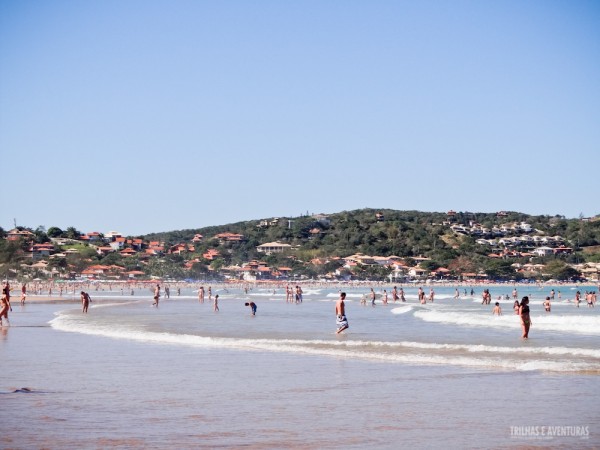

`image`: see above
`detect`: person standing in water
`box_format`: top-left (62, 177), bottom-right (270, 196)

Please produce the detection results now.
top-left (198, 286), bottom-right (205, 303)
top-left (0, 282), bottom-right (11, 326)
top-left (543, 296), bottom-right (551, 312)
top-left (21, 283), bottom-right (26, 305)
top-left (152, 283), bottom-right (161, 307)
top-left (213, 294), bottom-right (219, 312)
top-left (335, 292), bottom-right (349, 334)
top-left (245, 301), bottom-right (257, 315)
top-left (81, 291), bottom-right (91, 314)
top-left (492, 302), bottom-right (502, 316)
top-left (519, 296), bottom-right (532, 339)
top-left (392, 286), bottom-right (399, 303)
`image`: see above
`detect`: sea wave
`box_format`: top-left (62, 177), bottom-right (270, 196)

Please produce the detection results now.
top-left (49, 313), bottom-right (600, 373)
top-left (414, 310), bottom-right (600, 335)
top-left (391, 306), bottom-right (413, 315)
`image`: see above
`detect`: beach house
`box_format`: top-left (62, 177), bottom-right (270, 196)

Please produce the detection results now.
top-left (256, 242), bottom-right (292, 254)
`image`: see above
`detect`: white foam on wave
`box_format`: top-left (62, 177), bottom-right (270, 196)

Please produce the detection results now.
top-left (414, 310), bottom-right (600, 335)
top-left (49, 312), bottom-right (600, 373)
top-left (390, 306), bottom-right (412, 315)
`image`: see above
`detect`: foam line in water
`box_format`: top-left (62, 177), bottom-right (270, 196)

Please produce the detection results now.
top-left (414, 310), bottom-right (600, 335)
top-left (49, 313), bottom-right (600, 373)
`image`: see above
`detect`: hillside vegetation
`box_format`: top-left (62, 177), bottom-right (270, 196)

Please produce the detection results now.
top-left (1, 209), bottom-right (599, 281)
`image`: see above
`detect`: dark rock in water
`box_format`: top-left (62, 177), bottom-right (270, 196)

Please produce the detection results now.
top-left (13, 388), bottom-right (33, 393)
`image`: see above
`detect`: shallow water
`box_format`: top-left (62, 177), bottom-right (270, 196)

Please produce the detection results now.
top-left (1, 285), bottom-right (599, 448)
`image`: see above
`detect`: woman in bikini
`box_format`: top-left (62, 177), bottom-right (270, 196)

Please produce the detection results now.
top-left (519, 296), bottom-right (532, 339)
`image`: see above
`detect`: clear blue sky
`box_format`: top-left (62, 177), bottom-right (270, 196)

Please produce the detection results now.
top-left (1, 0), bottom-right (599, 236)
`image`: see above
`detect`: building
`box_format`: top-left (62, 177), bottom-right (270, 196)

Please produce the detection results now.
top-left (256, 242), bottom-right (292, 254)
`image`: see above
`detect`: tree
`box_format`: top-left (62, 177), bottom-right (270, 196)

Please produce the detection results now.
top-left (65, 227), bottom-right (82, 239)
top-left (544, 260), bottom-right (581, 281)
top-left (484, 260), bottom-right (515, 280)
top-left (47, 227), bottom-right (64, 238)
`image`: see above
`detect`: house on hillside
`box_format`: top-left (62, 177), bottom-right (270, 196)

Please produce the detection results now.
top-left (30, 243), bottom-right (55, 260)
top-left (256, 242), bottom-right (292, 254)
top-left (7, 229), bottom-right (35, 241)
top-left (120, 248), bottom-right (137, 257)
top-left (215, 232), bottom-right (245, 243)
top-left (312, 214), bottom-right (331, 226)
top-left (532, 246), bottom-right (554, 257)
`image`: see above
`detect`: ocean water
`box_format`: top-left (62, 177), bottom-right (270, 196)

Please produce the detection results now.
top-left (1, 284), bottom-right (599, 448)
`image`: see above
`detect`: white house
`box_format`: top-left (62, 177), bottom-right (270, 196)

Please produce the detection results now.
top-left (256, 242), bottom-right (292, 254)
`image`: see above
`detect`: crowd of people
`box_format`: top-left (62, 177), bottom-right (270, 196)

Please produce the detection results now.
top-left (0, 280), bottom-right (598, 339)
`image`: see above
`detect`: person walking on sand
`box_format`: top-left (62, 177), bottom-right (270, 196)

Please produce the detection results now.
top-left (81, 291), bottom-right (92, 314)
top-left (519, 296), bottom-right (532, 339)
top-left (335, 292), bottom-right (349, 334)
top-left (213, 294), bottom-right (219, 312)
top-left (152, 283), bottom-right (161, 307)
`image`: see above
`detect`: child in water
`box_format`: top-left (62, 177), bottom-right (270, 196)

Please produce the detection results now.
top-left (492, 302), bottom-right (502, 316)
